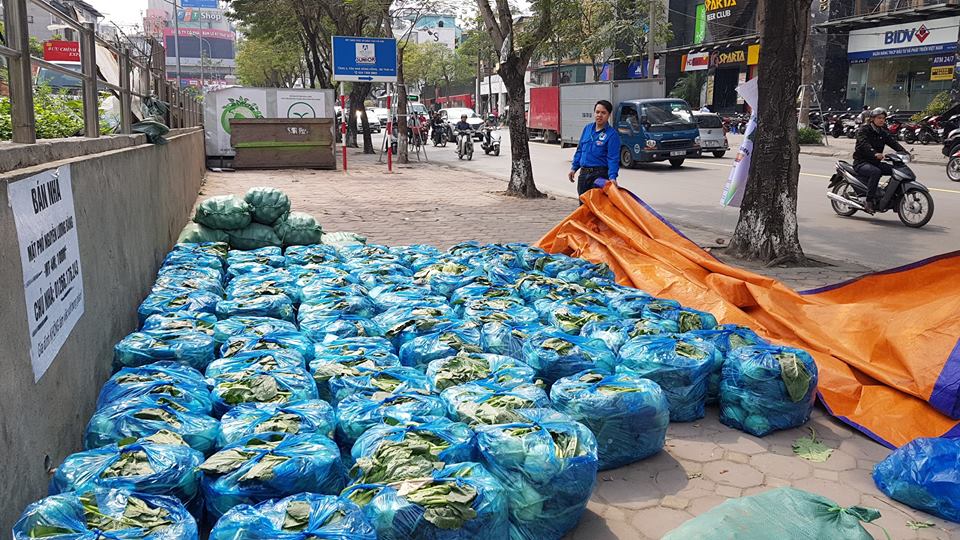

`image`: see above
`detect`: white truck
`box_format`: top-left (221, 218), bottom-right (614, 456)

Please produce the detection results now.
top-left (559, 80), bottom-right (666, 147)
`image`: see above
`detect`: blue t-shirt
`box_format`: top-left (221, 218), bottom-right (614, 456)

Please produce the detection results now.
top-left (571, 123), bottom-right (621, 180)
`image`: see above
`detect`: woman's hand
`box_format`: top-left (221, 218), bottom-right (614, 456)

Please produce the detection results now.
top-left (568, 170), bottom-right (576, 183)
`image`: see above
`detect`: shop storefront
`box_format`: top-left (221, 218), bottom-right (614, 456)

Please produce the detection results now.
top-left (845, 16), bottom-right (959, 111)
top-left (678, 44), bottom-right (758, 113)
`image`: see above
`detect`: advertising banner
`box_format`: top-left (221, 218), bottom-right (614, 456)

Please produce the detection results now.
top-left (42, 40), bottom-right (80, 62)
top-left (721, 77), bottom-right (759, 207)
top-left (705, 0), bottom-right (757, 41)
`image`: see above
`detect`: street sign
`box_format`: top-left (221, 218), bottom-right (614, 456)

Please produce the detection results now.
top-left (331, 36), bottom-right (397, 83)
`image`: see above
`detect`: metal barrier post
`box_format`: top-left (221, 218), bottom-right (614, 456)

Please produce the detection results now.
top-left (5, 0), bottom-right (35, 143)
top-left (79, 22), bottom-right (99, 137)
top-left (119, 47), bottom-right (133, 134)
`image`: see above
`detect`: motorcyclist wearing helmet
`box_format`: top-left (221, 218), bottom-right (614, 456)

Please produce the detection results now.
top-left (454, 114), bottom-right (472, 132)
top-left (853, 107), bottom-right (908, 213)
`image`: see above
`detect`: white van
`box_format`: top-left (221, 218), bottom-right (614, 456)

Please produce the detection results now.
top-left (693, 113), bottom-right (729, 158)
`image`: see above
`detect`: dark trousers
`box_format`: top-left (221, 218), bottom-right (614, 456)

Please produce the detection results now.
top-left (855, 162), bottom-right (893, 200)
top-left (577, 167), bottom-right (608, 204)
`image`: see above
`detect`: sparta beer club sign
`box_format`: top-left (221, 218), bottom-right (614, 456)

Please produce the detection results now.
top-left (705, 0), bottom-right (757, 41)
top-left (42, 40), bottom-right (80, 62)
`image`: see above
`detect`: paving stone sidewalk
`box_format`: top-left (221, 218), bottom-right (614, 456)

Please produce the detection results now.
top-left (197, 153), bottom-right (954, 540)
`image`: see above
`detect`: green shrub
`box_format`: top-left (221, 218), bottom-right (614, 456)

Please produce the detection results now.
top-left (0, 85), bottom-right (112, 140)
top-left (798, 127), bottom-right (823, 145)
top-left (911, 91), bottom-right (953, 122)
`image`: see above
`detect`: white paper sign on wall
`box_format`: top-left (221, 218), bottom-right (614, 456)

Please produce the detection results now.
top-left (7, 165), bottom-right (85, 382)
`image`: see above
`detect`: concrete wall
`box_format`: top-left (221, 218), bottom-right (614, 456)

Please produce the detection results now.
top-left (0, 128), bottom-right (204, 529)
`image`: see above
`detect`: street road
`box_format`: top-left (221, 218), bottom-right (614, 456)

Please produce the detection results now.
top-left (396, 130), bottom-right (960, 270)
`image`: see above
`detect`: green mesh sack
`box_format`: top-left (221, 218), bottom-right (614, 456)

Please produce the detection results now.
top-left (178, 222), bottom-right (229, 244)
top-left (663, 488), bottom-right (883, 540)
top-left (244, 187), bottom-right (291, 225)
top-left (321, 231), bottom-right (366, 247)
top-left (274, 212), bottom-right (323, 247)
top-left (227, 223), bottom-right (281, 250)
top-left (194, 195), bottom-right (252, 230)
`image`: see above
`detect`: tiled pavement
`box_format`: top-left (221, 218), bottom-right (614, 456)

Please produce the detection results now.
top-left (197, 152), bottom-right (955, 539)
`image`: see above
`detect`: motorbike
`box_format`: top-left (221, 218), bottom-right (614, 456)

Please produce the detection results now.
top-left (942, 125), bottom-right (960, 161)
top-left (826, 154), bottom-right (933, 228)
top-left (948, 147), bottom-right (960, 182)
top-left (900, 121), bottom-right (920, 144)
top-left (915, 115), bottom-right (940, 145)
top-left (480, 126), bottom-right (501, 156)
top-left (431, 123), bottom-right (450, 147)
top-left (455, 129), bottom-right (474, 160)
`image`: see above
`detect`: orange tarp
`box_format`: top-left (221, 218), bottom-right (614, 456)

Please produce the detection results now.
top-left (537, 184), bottom-right (960, 448)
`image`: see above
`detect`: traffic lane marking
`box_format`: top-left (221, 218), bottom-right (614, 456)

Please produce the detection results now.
top-left (685, 160), bottom-right (960, 194)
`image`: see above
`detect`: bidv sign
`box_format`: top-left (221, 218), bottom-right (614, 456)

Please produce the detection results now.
top-left (884, 24), bottom-right (930, 45)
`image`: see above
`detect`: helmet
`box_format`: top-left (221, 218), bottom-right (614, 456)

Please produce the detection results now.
top-left (869, 107), bottom-right (888, 118)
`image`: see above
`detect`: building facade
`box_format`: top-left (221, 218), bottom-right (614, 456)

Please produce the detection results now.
top-left (26, 0), bottom-right (101, 42)
top-left (817, 0), bottom-right (960, 112)
top-left (143, 0), bottom-right (236, 87)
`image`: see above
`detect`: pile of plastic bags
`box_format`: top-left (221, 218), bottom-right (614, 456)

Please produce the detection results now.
top-left (16, 239), bottom-right (828, 538)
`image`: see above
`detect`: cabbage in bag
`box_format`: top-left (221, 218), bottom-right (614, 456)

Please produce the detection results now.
top-left (137, 289), bottom-right (221, 325)
top-left (84, 402), bottom-right (219, 455)
top-left (97, 362), bottom-right (213, 415)
top-left (274, 211), bottom-right (323, 247)
top-left (336, 391), bottom-right (450, 449)
top-left (195, 195), bottom-right (252, 230)
top-left (13, 487), bottom-right (198, 540)
top-left (213, 316), bottom-right (298, 345)
top-left (442, 382), bottom-right (551, 426)
top-left (142, 312), bottom-right (218, 336)
top-left (215, 294), bottom-right (295, 323)
top-left (551, 370), bottom-right (669, 469)
top-left (217, 400), bottom-right (337, 448)
top-left (209, 493), bottom-right (376, 540)
top-left (719, 345), bottom-right (818, 437)
top-left (244, 187), bottom-right (291, 225)
top-left (113, 330), bottom-right (216, 372)
top-left (872, 437), bottom-right (960, 523)
top-left (199, 432), bottom-right (347, 520)
top-left (521, 328), bottom-right (615, 385)
top-left (427, 353), bottom-right (538, 392)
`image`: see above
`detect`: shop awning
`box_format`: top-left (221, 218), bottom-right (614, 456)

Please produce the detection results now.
top-left (814, 4), bottom-right (960, 31)
top-left (661, 35), bottom-right (759, 55)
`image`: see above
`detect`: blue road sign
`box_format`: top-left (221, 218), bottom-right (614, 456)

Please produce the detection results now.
top-left (331, 36), bottom-right (397, 83)
top-left (181, 0), bottom-right (218, 7)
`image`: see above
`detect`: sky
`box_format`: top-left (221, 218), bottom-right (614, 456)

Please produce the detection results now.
top-left (87, 0), bottom-right (147, 29)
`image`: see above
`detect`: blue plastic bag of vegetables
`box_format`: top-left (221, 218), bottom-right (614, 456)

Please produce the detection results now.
top-left (227, 247), bottom-right (285, 267)
top-left (12, 487), bottom-right (198, 540)
top-left (872, 437), bottom-right (960, 523)
top-left (336, 391), bottom-right (450, 448)
top-left (205, 349), bottom-right (305, 378)
top-left (641, 301), bottom-right (718, 332)
top-left (310, 350), bottom-right (401, 403)
top-left (137, 289), bottom-right (221, 325)
top-left (414, 261), bottom-right (484, 296)
top-left (50, 431), bottom-right (204, 510)
top-left (153, 272), bottom-right (224, 296)
top-left (217, 400), bottom-right (337, 448)
top-left (606, 291), bottom-right (654, 318)
top-left (213, 316), bottom-right (297, 345)
top-left (97, 362), bottom-right (213, 415)
top-left (113, 330), bottom-right (216, 372)
top-left (614, 334), bottom-right (718, 422)
top-left (219, 331), bottom-right (314, 362)
top-left (442, 382), bottom-right (551, 426)
top-left (199, 432), bottom-right (348, 520)
top-left (551, 370), bottom-right (669, 470)
top-left (343, 462), bottom-right (509, 540)
top-left (208, 366), bottom-right (317, 417)
top-left (579, 318), bottom-right (679, 353)
top-left (157, 263), bottom-right (223, 284)
top-left (327, 365), bottom-right (431, 405)
top-left (479, 322), bottom-right (545, 360)
top-left (162, 249), bottom-right (224, 271)
top-left (427, 353), bottom-right (538, 392)
top-left (368, 283), bottom-right (445, 312)
top-left (284, 244), bottom-right (341, 266)
top-left (474, 408), bottom-right (598, 540)
top-left (398, 327), bottom-right (483, 370)
top-left (226, 272), bottom-right (301, 303)
top-left (521, 328), bottom-right (616, 385)
top-left (299, 294), bottom-right (379, 319)
top-left (215, 295), bottom-right (295, 322)
top-left (299, 313), bottom-right (383, 341)
top-left (314, 336), bottom-right (396, 356)
top-left (84, 401), bottom-right (219, 455)
top-left (226, 262), bottom-right (280, 281)
top-left (209, 493), bottom-right (376, 540)
top-left (543, 302), bottom-right (618, 335)
top-left (142, 311), bottom-right (217, 335)
top-left (350, 418), bottom-right (477, 480)
top-left (719, 345), bottom-right (818, 437)
top-left (168, 241), bottom-right (228, 263)
top-left (688, 324), bottom-right (767, 404)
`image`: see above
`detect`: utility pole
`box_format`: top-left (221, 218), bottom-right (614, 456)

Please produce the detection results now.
top-left (164, 0), bottom-right (183, 88)
top-left (647, 0), bottom-right (656, 79)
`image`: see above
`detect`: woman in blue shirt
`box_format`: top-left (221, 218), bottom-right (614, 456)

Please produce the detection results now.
top-left (568, 99), bottom-right (621, 203)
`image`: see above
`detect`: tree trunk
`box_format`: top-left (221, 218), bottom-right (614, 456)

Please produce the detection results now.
top-left (500, 56), bottom-right (544, 198)
top-left (798, 26), bottom-right (814, 127)
top-left (727, 0), bottom-right (811, 264)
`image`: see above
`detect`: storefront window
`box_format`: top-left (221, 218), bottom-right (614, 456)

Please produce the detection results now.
top-left (854, 56), bottom-right (953, 111)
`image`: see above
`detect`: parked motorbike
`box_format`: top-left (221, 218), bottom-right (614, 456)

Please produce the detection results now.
top-left (456, 129), bottom-right (474, 160)
top-left (828, 112), bottom-right (847, 138)
top-left (916, 115), bottom-right (940, 145)
top-left (942, 125), bottom-right (960, 161)
top-left (480, 126), bottom-right (501, 156)
top-left (900, 121), bottom-right (920, 144)
top-left (948, 147), bottom-right (960, 182)
top-left (826, 154), bottom-right (933, 228)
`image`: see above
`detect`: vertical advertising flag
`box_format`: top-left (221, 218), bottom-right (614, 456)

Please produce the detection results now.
top-left (720, 77), bottom-right (759, 208)
top-left (694, 4), bottom-right (707, 44)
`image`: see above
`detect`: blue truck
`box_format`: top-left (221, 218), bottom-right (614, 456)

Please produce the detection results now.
top-left (558, 81), bottom-right (700, 169)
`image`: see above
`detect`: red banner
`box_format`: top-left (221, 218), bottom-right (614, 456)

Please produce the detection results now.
top-left (42, 40), bottom-right (80, 62)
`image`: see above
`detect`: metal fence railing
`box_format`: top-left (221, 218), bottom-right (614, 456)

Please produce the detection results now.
top-left (1, 0), bottom-right (203, 144)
